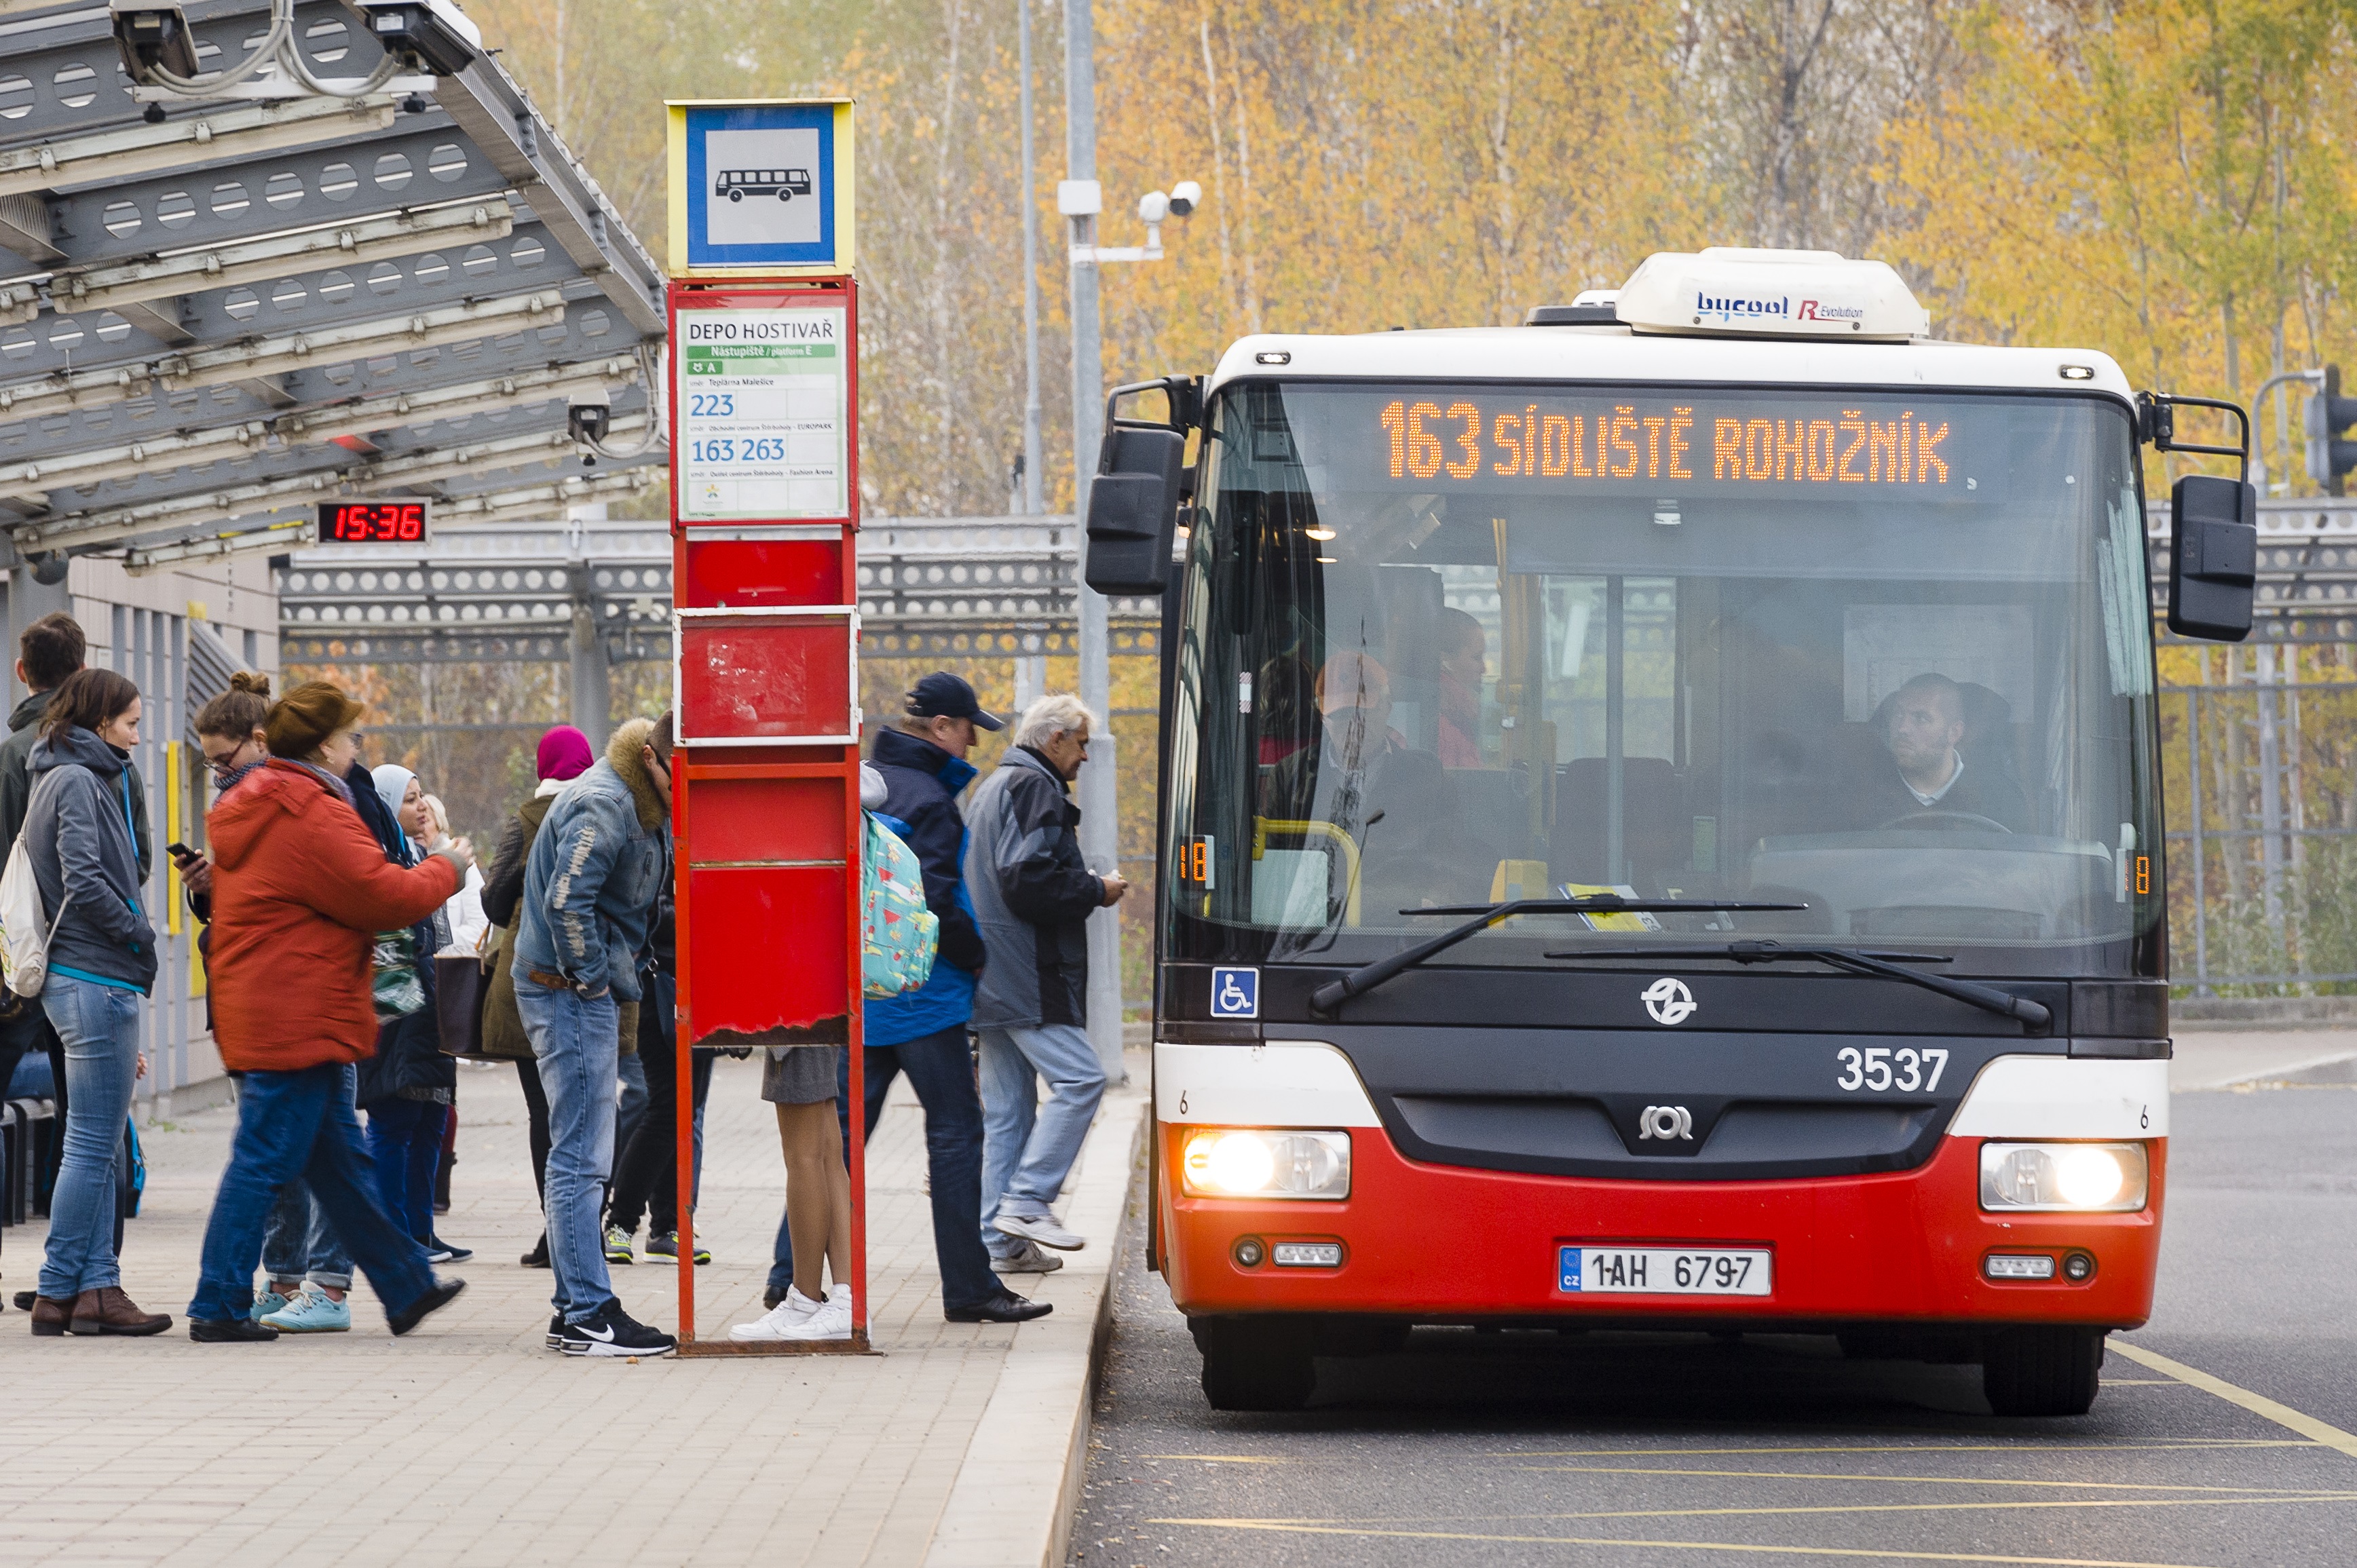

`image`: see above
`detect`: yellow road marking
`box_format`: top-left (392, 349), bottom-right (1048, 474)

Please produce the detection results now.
top-left (1515, 1464), bottom-right (2318, 1494)
top-left (1150, 1517), bottom-right (2223, 1566)
top-left (1138, 1454), bottom-right (1294, 1464)
top-left (1194, 1492), bottom-right (2357, 1528)
top-left (2108, 1340), bottom-right (2357, 1462)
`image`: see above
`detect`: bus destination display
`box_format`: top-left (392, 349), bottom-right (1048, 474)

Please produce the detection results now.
top-left (1321, 392), bottom-right (2009, 502)
top-left (316, 501), bottom-right (430, 543)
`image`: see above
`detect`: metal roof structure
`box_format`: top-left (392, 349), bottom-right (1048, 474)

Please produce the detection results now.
top-left (275, 514), bottom-right (1167, 669)
top-left (0, 0), bottom-right (666, 577)
top-left (2147, 497), bottom-right (2357, 644)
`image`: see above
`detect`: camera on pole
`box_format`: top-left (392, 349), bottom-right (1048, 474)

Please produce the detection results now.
top-left (2309, 365), bottom-right (2357, 496)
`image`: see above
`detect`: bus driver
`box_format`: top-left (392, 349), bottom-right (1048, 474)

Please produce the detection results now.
top-left (1858, 671), bottom-right (2029, 831)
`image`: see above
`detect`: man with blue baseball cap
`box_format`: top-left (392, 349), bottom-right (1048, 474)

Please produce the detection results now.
top-left (746, 672), bottom-right (1051, 1336)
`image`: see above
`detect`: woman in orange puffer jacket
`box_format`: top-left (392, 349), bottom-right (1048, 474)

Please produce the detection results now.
top-left (185, 680), bottom-right (478, 1343)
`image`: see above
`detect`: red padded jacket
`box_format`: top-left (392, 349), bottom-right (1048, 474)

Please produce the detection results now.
top-left (206, 759), bottom-right (459, 1073)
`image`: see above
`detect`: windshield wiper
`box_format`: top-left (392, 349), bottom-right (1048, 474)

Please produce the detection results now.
top-left (1542, 938), bottom-right (2052, 1031)
top-left (1306, 896), bottom-right (1808, 1016)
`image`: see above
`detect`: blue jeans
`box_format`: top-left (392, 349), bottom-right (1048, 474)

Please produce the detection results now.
top-left (189, 1063), bottom-right (435, 1324)
top-left (369, 1097), bottom-right (446, 1243)
top-left (977, 1023), bottom-right (1105, 1257)
top-left (37, 975), bottom-right (141, 1299)
top-left (518, 976), bottom-right (619, 1325)
top-left (261, 1063), bottom-right (357, 1290)
top-left (767, 1027), bottom-right (999, 1311)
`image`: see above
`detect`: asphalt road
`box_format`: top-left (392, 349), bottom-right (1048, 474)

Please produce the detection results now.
top-left (1069, 1081), bottom-right (2357, 1568)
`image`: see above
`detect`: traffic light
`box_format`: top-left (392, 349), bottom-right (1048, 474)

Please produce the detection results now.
top-left (2309, 365), bottom-right (2357, 496)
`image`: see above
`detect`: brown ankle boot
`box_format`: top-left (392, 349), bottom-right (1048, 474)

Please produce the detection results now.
top-left (69, 1286), bottom-right (172, 1337)
top-left (29, 1295), bottom-right (73, 1336)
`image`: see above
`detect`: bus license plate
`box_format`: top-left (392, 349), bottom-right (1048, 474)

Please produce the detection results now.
top-left (1560, 1246), bottom-right (1771, 1296)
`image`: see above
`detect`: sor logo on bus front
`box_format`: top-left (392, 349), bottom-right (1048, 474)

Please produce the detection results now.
top-left (1642, 976), bottom-right (1697, 1026)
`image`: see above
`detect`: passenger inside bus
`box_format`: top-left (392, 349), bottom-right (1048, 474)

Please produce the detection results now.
top-left (1435, 607), bottom-right (1486, 768)
top-left (1852, 671), bottom-right (2030, 832)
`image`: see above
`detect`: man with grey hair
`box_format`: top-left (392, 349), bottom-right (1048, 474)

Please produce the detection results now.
top-left (963, 693), bottom-right (1127, 1255)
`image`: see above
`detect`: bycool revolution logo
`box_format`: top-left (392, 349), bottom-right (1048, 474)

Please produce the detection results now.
top-left (1642, 976), bottom-right (1697, 1026)
top-left (1693, 292), bottom-right (1864, 325)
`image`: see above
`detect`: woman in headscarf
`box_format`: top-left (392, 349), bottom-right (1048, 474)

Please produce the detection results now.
top-left (350, 763), bottom-right (470, 1271)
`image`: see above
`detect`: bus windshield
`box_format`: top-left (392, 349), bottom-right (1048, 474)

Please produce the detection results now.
top-left (1163, 379), bottom-right (2163, 975)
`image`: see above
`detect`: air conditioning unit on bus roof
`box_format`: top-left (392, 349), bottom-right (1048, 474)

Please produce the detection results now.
top-left (1609, 247), bottom-right (1929, 343)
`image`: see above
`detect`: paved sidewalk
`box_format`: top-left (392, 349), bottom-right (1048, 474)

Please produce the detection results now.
top-left (2170, 1027), bottom-right (2357, 1090)
top-left (0, 1052), bottom-right (1143, 1568)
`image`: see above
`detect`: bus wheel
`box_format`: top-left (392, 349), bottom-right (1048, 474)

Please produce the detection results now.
top-left (1982, 1326), bottom-right (2103, 1417)
top-left (1194, 1318), bottom-right (1317, 1412)
top-left (728, 189), bottom-right (743, 202)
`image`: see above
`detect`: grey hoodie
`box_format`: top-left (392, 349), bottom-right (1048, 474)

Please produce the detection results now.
top-left (23, 725), bottom-right (157, 994)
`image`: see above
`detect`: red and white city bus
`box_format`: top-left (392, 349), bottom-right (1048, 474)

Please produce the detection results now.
top-left (1081, 248), bottom-right (2254, 1416)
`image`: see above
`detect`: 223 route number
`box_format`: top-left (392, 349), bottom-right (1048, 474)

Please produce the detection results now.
top-left (688, 394), bottom-right (736, 417)
top-left (1835, 1046), bottom-right (1948, 1093)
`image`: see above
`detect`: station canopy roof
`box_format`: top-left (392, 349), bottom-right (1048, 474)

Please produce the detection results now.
top-left (0, 0), bottom-right (667, 577)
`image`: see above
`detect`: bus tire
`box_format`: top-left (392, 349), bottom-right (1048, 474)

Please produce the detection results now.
top-left (1194, 1318), bottom-right (1317, 1412)
top-left (1982, 1326), bottom-right (2103, 1417)
top-left (728, 189), bottom-right (743, 202)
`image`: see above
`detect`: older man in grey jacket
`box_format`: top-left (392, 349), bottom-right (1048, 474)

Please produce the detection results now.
top-left (963, 693), bottom-right (1126, 1258)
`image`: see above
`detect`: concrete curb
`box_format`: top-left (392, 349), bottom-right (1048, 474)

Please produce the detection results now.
top-left (922, 1089), bottom-right (1148, 1568)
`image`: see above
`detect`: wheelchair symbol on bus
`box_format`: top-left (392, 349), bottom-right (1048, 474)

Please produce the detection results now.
top-left (1211, 966), bottom-right (1259, 1019)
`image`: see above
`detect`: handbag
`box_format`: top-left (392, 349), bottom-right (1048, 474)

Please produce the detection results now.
top-left (371, 926), bottom-right (425, 1020)
top-left (434, 951), bottom-right (489, 1056)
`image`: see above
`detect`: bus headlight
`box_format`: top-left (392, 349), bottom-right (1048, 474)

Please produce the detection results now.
top-left (1978, 1142), bottom-right (2149, 1212)
top-left (1181, 1129), bottom-right (1351, 1200)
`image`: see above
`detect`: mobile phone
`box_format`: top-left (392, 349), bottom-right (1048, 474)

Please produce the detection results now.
top-left (166, 841), bottom-right (197, 860)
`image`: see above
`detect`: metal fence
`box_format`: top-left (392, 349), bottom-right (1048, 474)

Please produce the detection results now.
top-left (2164, 640), bottom-right (2357, 995)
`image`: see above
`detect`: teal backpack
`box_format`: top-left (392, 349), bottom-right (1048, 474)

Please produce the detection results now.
top-left (862, 812), bottom-right (939, 999)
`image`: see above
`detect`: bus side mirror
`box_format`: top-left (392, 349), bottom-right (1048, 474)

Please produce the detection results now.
top-left (1084, 424), bottom-right (1185, 596)
top-left (2166, 474), bottom-right (2256, 643)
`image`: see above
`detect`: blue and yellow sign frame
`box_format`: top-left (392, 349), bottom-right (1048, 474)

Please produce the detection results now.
top-left (665, 98), bottom-right (854, 275)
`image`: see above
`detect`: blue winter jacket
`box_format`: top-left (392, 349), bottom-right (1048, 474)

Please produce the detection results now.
top-left (514, 727), bottom-right (670, 1003)
top-left (864, 727), bottom-right (983, 1046)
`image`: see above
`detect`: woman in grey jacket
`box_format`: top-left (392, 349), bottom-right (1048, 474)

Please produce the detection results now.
top-left (24, 668), bottom-right (168, 1337)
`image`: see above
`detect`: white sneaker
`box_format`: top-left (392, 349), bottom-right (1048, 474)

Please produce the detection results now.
top-left (991, 1239), bottom-right (1066, 1274)
top-left (730, 1286), bottom-right (824, 1341)
top-left (780, 1288), bottom-right (854, 1342)
top-left (994, 1210), bottom-right (1086, 1251)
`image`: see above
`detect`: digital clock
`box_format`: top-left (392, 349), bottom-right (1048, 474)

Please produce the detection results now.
top-left (316, 501), bottom-right (430, 544)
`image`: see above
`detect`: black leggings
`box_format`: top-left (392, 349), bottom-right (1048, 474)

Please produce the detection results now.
top-left (607, 1033), bottom-right (713, 1236)
top-left (514, 1056), bottom-right (550, 1210)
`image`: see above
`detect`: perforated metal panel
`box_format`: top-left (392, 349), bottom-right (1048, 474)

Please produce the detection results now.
top-left (0, 0), bottom-right (665, 567)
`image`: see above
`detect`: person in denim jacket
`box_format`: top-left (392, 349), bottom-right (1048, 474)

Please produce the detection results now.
top-left (512, 713), bottom-right (674, 1358)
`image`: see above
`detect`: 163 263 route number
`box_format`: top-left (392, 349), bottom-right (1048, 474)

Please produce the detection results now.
top-left (687, 438), bottom-right (789, 464)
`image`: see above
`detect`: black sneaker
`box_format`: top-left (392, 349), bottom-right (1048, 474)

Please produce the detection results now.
top-left (388, 1278), bottom-right (466, 1337)
top-left (190, 1318), bottom-right (279, 1343)
top-left (424, 1237), bottom-right (474, 1264)
top-left (545, 1314), bottom-right (565, 1351)
top-left (11, 1290), bottom-right (35, 1312)
top-left (945, 1290), bottom-right (1054, 1324)
top-left (559, 1303), bottom-right (675, 1358)
top-left (521, 1234), bottom-right (550, 1269)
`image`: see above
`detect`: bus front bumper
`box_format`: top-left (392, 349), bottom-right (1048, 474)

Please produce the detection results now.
top-left (1158, 1124), bottom-right (2163, 1329)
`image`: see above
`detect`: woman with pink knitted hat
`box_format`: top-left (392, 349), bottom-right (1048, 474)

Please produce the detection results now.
top-left (478, 725), bottom-right (598, 1268)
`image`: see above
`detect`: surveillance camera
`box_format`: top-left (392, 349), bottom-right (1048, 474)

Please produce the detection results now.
top-left (29, 552), bottom-right (68, 587)
top-left (1137, 190), bottom-right (1170, 225)
top-left (1169, 180), bottom-right (1203, 218)
top-left (344, 0), bottom-right (483, 77)
top-left (110, 1), bottom-right (200, 84)
top-left (567, 391), bottom-right (611, 448)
